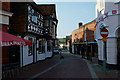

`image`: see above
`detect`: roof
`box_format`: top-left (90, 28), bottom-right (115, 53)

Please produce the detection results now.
top-left (72, 19), bottom-right (96, 33)
top-left (37, 4), bottom-right (56, 16)
top-left (29, 3), bottom-right (57, 19)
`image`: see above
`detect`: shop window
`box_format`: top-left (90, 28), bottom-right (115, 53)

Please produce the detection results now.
top-left (38, 39), bottom-right (42, 53)
top-left (47, 41), bottom-right (52, 52)
top-left (42, 40), bottom-right (45, 53)
top-left (28, 38), bottom-right (32, 56)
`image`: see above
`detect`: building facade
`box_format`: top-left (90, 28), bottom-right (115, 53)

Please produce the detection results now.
top-left (72, 20), bottom-right (98, 60)
top-left (95, 0), bottom-right (120, 68)
top-left (10, 2), bottom-right (58, 66)
top-left (66, 35), bottom-right (72, 53)
top-left (0, 1), bottom-right (13, 64)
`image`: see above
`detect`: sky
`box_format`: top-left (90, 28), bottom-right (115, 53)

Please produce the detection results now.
top-left (34, 1), bottom-right (96, 38)
top-left (56, 2), bottom-right (96, 38)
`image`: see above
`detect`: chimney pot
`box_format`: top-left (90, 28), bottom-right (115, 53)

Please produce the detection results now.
top-left (78, 23), bottom-right (82, 28)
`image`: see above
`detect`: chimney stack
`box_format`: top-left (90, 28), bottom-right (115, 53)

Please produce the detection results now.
top-left (78, 23), bottom-right (83, 28)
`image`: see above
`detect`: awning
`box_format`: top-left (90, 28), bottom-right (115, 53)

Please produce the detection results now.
top-left (0, 31), bottom-right (32, 46)
top-left (73, 42), bottom-right (97, 45)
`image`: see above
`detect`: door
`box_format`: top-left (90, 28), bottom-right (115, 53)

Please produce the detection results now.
top-left (9, 45), bottom-right (20, 63)
top-left (117, 37), bottom-right (120, 68)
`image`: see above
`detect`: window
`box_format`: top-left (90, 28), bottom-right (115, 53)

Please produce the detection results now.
top-left (42, 40), bottom-right (45, 53)
top-left (32, 16), bottom-right (37, 23)
top-left (38, 39), bottom-right (42, 53)
top-left (44, 20), bottom-right (49, 27)
top-left (47, 40), bottom-right (52, 52)
top-left (28, 38), bottom-right (33, 56)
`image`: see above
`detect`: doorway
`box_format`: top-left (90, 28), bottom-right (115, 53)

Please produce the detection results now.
top-left (9, 45), bottom-right (20, 64)
top-left (116, 28), bottom-right (120, 69)
top-left (117, 37), bottom-right (120, 68)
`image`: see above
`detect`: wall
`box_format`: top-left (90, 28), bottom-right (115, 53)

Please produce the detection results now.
top-left (10, 2), bottom-right (26, 33)
top-left (37, 41), bottom-right (52, 61)
top-left (1, 1), bottom-right (12, 64)
top-left (2, 1), bottom-right (10, 11)
top-left (20, 36), bottom-right (34, 66)
top-left (107, 38), bottom-right (117, 64)
top-left (72, 20), bottom-right (96, 43)
top-left (95, 1), bottom-right (120, 65)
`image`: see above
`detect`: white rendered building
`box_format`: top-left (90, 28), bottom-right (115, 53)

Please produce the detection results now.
top-left (95, 0), bottom-right (120, 68)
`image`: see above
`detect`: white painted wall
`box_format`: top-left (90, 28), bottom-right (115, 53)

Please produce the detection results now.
top-left (98, 39), bottom-right (104, 60)
top-left (37, 53), bottom-right (46, 61)
top-left (107, 38), bottom-right (117, 64)
top-left (37, 40), bottom-right (52, 61)
top-left (45, 52), bottom-right (52, 57)
top-left (72, 44), bottom-right (74, 53)
top-left (20, 36), bottom-right (37, 66)
top-left (22, 45), bottom-right (33, 66)
top-left (95, 1), bottom-right (120, 64)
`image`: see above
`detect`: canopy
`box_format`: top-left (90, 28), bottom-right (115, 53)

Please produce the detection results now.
top-left (0, 31), bottom-right (32, 46)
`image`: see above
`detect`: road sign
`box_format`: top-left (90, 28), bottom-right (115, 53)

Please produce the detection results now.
top-left (100, 27), bottom-right (109, 37)
top-left (102, 37), bottom-right (107, 42)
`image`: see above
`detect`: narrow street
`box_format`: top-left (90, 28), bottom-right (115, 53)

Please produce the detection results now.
top-left (1, 1), bottom-right (120, 80)
top-left (15, 52), bottom-right (97, 79)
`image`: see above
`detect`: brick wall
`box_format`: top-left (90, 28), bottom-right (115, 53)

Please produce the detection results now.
top-left (2, 1), bottom-right (10, 11)
top-left (1, 24), bottom-right (8, 32)
top-left (10, 2), bottom-right (26, 33)
top-left (1, 1), bottom-right (10, 64)
top-left (72, 20), bottom-right (96, 43)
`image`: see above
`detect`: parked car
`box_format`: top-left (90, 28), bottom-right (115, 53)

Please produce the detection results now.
top-left (53, 48), bottom-right (60, 54)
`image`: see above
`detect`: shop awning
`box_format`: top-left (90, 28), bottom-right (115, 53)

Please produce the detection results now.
top-left (73, 42), bottom-right (97, 45)
top-left (0, 31), bottom-right (32, 46)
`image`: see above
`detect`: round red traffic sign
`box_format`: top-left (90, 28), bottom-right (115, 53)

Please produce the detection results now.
top-left (100, 28), bottom-right (109, 37)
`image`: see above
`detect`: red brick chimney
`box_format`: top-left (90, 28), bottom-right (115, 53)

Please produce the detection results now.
top-left (78, 23), bottom-right (82, 28)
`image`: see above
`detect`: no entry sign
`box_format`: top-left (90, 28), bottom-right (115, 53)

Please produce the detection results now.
top-left (100, 27), bottom-right (109, 37)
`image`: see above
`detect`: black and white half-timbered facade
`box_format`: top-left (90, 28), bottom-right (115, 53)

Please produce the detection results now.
top-left (10, 2), bottom-right (58, 67)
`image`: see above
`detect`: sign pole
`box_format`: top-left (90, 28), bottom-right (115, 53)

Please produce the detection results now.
top-left (103, 40), bottom-right (107, 73)
top-left (100, 27), bottom-right (109, 73)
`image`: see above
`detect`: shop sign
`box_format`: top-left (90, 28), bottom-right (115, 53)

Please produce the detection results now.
top-left (97, 10), bottom-right (119, 24)
top-left (99, 23), bottom-right (109, 29)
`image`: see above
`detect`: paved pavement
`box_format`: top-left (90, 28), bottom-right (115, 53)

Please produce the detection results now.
top-left (13, 52), bottom-right (120, 80)
top-left (14, 52), bottom-right (97, 80)
top-left (91, 60), bottom-right (120, 79)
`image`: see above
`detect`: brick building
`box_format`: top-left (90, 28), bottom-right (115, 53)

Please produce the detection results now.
top-left (66, 35), bottom-right (72, 53)
top-left (0, 1), bottom-right (12, 64)
top-left (72, 20), bottom-right (98, 60)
